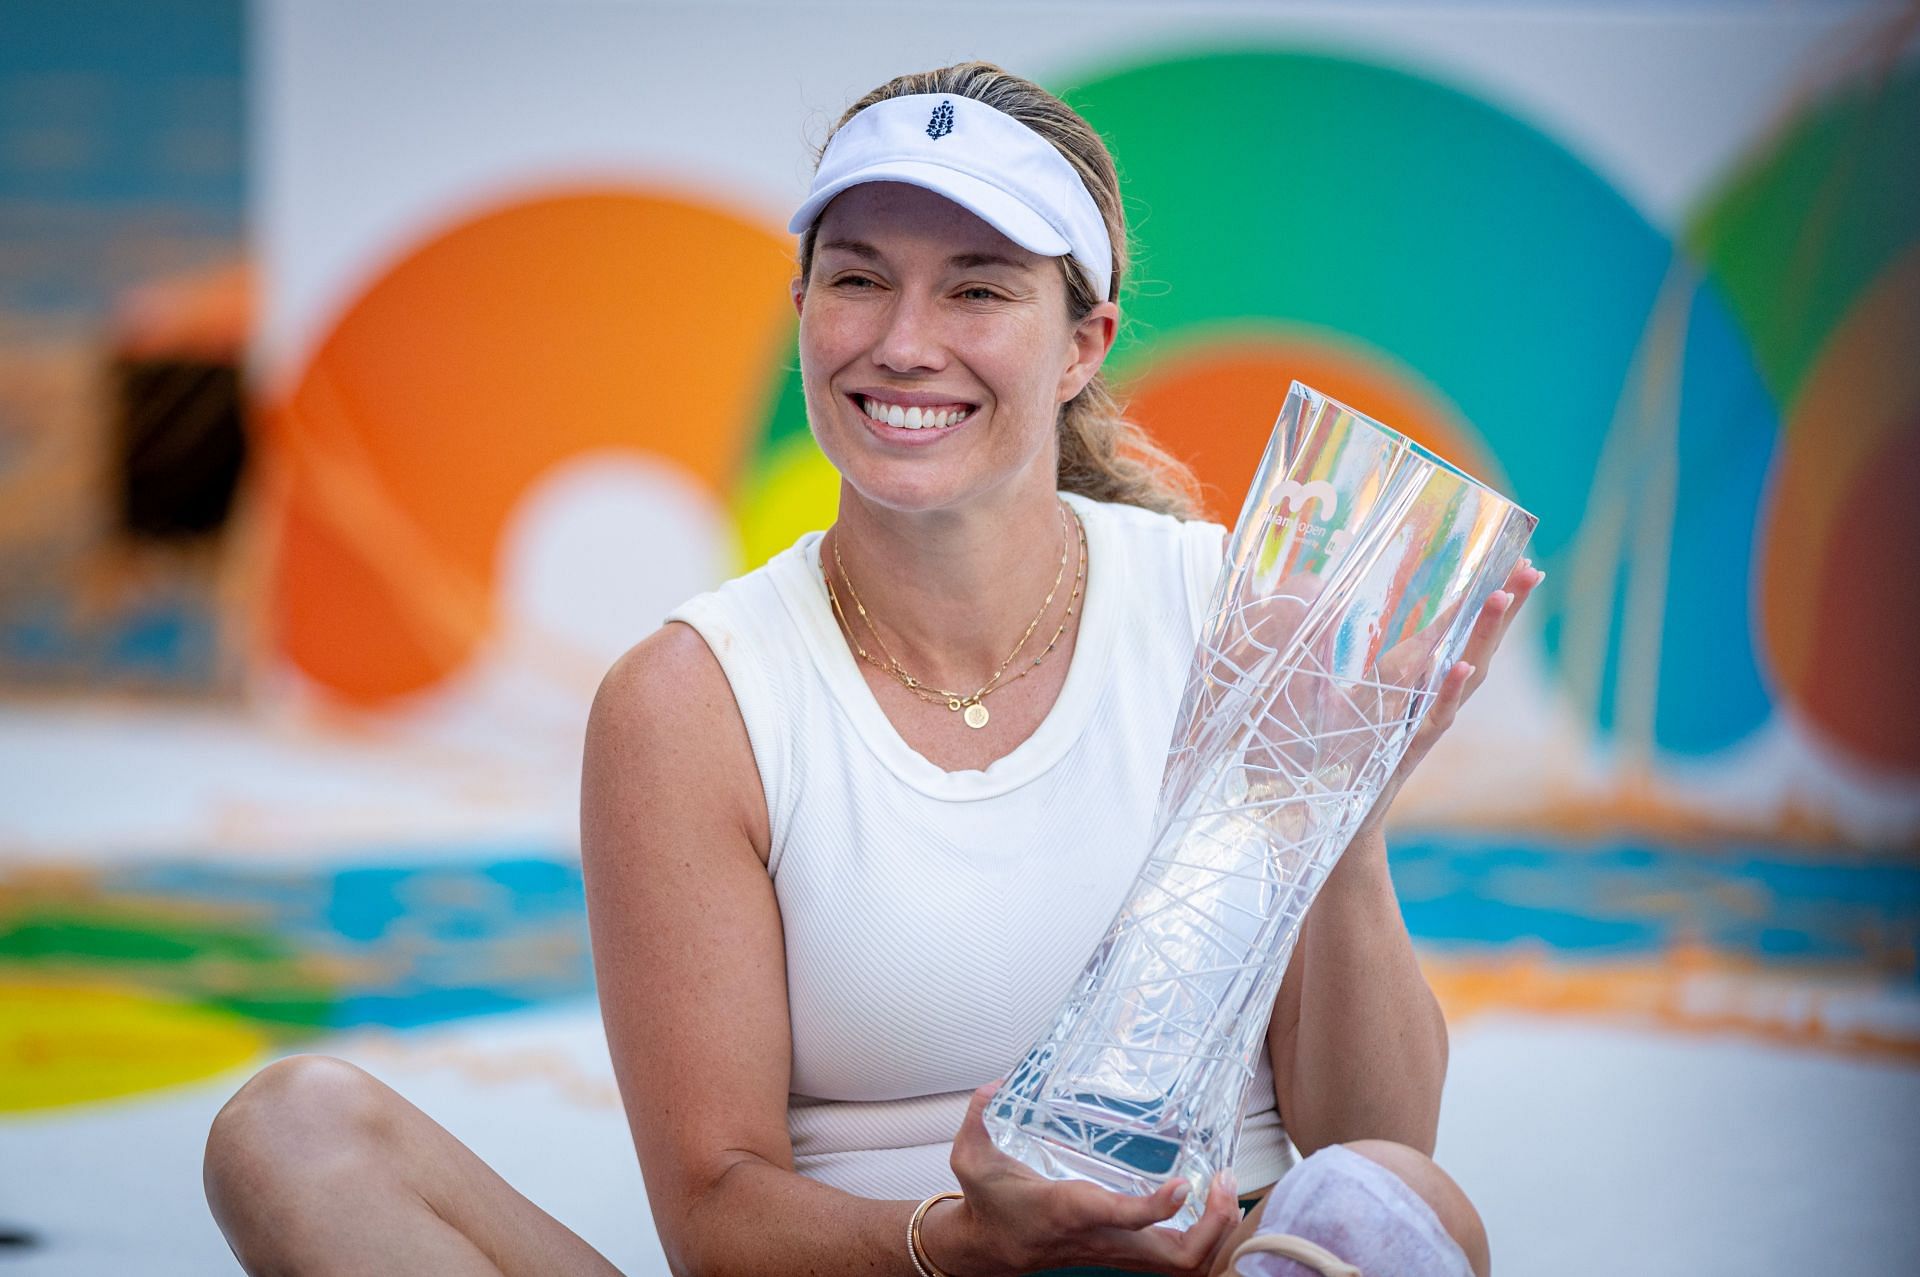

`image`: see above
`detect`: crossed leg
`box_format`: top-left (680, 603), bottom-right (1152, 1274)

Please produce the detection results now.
top-left (203, 1054), bottom-right (625, 1276)
top-left (1345, 1140), bottom-right (1489, 1276)
top-left (1226, 1139), bottom-right (1490, 1277)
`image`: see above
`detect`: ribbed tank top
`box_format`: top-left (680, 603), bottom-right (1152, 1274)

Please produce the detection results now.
top-left (665, 491), bottom-right (1294, 1200)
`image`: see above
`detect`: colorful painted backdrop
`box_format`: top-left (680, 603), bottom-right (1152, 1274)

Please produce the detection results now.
top-left (2, 10), bottom-right (1917, 1271)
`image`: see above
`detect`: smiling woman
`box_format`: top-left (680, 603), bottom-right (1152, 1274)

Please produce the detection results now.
top-left (792, 76), bottom-right (1199, 525)
top-left (201, 60), bottom-right (1523, 1277)
top-left (797, 180), bottom-right (1107, 526)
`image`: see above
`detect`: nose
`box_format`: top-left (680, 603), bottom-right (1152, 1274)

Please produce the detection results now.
top-left (870, 290), bottom-right (947, 375)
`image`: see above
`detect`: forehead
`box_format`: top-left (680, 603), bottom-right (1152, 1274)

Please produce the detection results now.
top-left (813, 181), bottom-right (1047, 272)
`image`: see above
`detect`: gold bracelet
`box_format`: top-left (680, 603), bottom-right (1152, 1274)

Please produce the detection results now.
top-left (907, 1190), bottom-right (963, 1277)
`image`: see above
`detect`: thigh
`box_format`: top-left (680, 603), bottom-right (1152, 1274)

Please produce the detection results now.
top-left (343, 1061), bottom-right (626, 1277)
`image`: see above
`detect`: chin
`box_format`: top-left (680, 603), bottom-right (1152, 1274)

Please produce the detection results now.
top-left (837, 460), bottom-right (985, 516)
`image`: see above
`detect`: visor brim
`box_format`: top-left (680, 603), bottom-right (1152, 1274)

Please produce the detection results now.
top-left (787, 161), bottom-right (1073, 260)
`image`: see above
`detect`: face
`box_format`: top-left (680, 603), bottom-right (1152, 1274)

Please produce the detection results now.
top-left (794, 181), bottom-right (1116, 515)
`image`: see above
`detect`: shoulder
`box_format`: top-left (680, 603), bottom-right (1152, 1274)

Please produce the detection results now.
top-left (584, 619), bottom-right (772, 865)
top-left (592, 620), bottom-right (730, 733)
top-left (1067, 493), bottom-right (1227, 618)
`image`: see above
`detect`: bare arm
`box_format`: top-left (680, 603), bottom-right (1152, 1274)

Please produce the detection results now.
top-left (582, 623), bottom-right (934, 1276)
top-left (1196, 830), bottom-right (1449, 1277)
top-left (1263, 562), bottom-right (1544, 1160)
top-left (584, 623), bottom-right (1244, 1276)
top-left (1264, 826), bottom-right (1449, 1158)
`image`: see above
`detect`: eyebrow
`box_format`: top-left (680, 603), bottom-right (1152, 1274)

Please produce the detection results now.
top-left (816, 239), bottom-right (1032, 274)
top-left (817, 238), bottom-right (883, 262)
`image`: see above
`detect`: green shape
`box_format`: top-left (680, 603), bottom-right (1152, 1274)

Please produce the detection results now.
top-left (203, 990), bottom-right (334, 1031)
top-left (1685, 66), bottom-right (1920, 410)
top-left (0, 905), bottom-right (335, 1030)
top-left (0, 910), bottom-right (283, 964)
top-left (757, 319), bottom-right (809, 452)
top-left (1052, 48), bottom-right (1670, 566)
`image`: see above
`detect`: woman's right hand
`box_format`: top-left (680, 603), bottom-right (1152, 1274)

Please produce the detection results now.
top-left (920, 1080), bottom-right (1243, 1276)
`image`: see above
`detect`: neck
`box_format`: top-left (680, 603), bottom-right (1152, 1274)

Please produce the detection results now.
top-left (826, 473), bottom-right (1078, 690)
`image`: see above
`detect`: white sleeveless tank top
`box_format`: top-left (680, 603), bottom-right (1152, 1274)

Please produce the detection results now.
top-left (665, 491), bottom-right (1294, 1200)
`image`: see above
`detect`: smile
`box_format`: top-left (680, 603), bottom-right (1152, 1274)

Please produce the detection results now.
top-left (856, 395), bottom-right (976, 431)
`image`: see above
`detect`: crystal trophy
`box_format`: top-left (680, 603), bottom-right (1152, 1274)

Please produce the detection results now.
top-left (986, 381), bottom-right (1537, 1227)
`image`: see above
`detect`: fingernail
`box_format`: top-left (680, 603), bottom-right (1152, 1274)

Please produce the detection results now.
top-left (1170, 1182), bottom-right (1191, 1204)
top-left (1222, 1170), bottom-right (1238, 1197)
top-left (1462, 663), bottom-right (1477, 679)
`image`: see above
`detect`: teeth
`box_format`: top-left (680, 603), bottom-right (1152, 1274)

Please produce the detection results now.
top-left (860, 396), bottom-right (971, 430)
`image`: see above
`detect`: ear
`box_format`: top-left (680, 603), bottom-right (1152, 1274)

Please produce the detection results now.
top-left (791, 275), bottom-right (806, 316)
top-left (1057, 300), bottom-right (1120, 404)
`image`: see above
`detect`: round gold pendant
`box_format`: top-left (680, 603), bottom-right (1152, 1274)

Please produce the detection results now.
top-left (963, 702), bottom-right (990, 730)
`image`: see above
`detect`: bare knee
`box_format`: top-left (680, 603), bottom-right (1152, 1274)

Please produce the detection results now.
top-left (203, 1055), bottom-right (394, 1225)
top-left (1343, 1139), bottom-right (1490, 1277)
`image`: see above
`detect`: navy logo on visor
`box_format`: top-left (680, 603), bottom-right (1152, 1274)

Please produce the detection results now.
top-left (926, 100), bottom-right (955, 140)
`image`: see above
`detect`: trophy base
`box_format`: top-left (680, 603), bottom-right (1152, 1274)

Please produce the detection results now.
top-left (986, 1090), bottom-right (1213, 1231)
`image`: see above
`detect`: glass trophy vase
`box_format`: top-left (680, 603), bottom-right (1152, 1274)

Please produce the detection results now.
top-left (985, 381), bottom-right (1536, 1228)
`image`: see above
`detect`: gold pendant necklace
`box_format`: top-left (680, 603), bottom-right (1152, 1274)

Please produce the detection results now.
top-left (823, 502), bottom-right (1086, 730)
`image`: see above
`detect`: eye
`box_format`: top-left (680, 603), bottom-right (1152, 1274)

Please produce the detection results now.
top-left (831, 273), bottom-right (880, 291)
top-left (957, 285), bottom-right (1004, 302)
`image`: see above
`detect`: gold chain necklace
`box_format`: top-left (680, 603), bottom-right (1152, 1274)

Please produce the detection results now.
top-left (823, 503), bottom-right (1085, 730)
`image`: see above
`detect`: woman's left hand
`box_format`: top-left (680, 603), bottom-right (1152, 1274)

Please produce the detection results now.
top-left (1351, 557), bottom-right (1545, 844)
top-left (1203, 1189), bottom-right (1273, 1277)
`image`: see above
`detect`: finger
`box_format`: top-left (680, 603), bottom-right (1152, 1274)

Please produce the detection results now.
top-left (950, 1079), bottom-right (1012, 1171)
top-left (956, 1080), bottom-right (996, 1137)
top-left (1143, 1171), bottom-right (1241, 1275)
top-left (1387, 660), bottom-right (1470, 782)
top-left (1458, 589), bottom-right (1513, 672)
top-left (1468, 561), bottom-right (1546, 689)
top-left (1187, 1170), bottom-right (1245, 1249)
top-left (1094, 1175), bottom-right (1194, 1231)
top-left (1420, 660), bottom-right (1474, 738)
top-left (1492, 559), bottom-right (1544, 632)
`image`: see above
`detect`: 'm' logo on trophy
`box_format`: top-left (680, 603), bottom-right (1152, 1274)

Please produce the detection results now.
top-left (926, 101), bottom-right (955, 140)
top-left (1269, 479), bottom-right (1352, 554)
top-left (1272, 479), bottom-right (1337, 521)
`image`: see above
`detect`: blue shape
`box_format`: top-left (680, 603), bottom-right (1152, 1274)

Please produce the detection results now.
top-left (1401, 889), bottom-right (1664, 954)
top-left (1388, 833), bottom-right (1920, 980)
top-left (333, 988), bottom-right (532, 1031)
top-left (0, 0), bottom-right (244, 212)
top-left (325, 867), bottom-right (412, 943)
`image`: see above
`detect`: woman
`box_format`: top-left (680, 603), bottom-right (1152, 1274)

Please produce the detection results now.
top-left (202, 62), bottom-right (1537, 1277)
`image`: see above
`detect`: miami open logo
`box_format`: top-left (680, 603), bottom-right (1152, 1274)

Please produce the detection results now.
top-left (1269, 478), bottom-right (1352, 555)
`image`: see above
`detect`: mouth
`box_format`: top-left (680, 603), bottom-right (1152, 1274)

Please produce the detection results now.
top-left (852, 393), bottom-right (978, 432)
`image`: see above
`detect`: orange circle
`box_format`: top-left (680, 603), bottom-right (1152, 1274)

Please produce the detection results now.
top-left (1119, 333), bottom-right (1494, 525)
top-left (1796, 415), bottom-right (1920, 772)
top-left (1758, 248), bottom-right (1920, 775)
top-left (267, 190), bottom-right (795, 704)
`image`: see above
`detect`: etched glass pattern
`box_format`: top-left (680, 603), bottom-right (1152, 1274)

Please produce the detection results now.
top-left (985, 382), bottom-right (1537, 1227)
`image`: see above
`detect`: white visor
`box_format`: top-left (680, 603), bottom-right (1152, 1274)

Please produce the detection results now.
top-left (788, 93), bottom-right (1113, 303)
